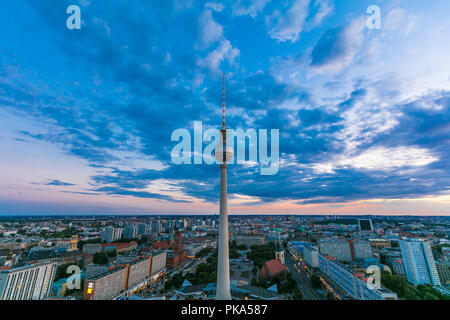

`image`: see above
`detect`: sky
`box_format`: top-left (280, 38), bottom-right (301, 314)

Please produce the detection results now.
top-left (0, 0), bottom-right (449, 216)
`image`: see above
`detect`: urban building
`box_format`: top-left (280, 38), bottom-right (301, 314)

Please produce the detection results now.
top-left (124, 224), bottom-right (137, 240)
top-left (185, 243), bottom-right (208, 258)
top-left (85, 264), bottom-right (112, 280)
top-left (352, 240), bottom-right (373, 260)
top-left (166, 232), bottom-right (187, 269)
top-left (442, 247), bottom-right (450, 262)
top-left (385, 252), bottom-right (406, 276)
top-left (83, 243), bottom-right (103, 255)
top-left (303, 243), bottom-right (319, 268)
top-left (122, 257), bottom-right (152, 290)
top-left (318, 239), bottom-right (353, 262)
top-left (175, 282), bottom-right (283, 300)
top-left (100, 241), bottom-right (137, 254)
top-left (150, 251), bottom-right (167, 276)
top-left (318, 239), bottom-right (373, 261)
top-left (275, 232), bottom-right (285, 265)
top-left (436, 261), bottom-right (450, 285)
top-left (0, 262), bottom-right (57, 300)
top-left (83, 267), bottom-right (127, 300)
top-left (400, 239), bottom-right (441, 286)
top-left (358, 219), bottom-right (374, 232)
top-left (68, 235), bottom-right (79, 251)
top-left (152, 222), bottom-right (162, 234)
top-left (288, 241), bottom-right (308, 260)
top-left (236, 234), bottom-right (266, 247)
top-left (369, 239), bottom-right (391, 249)
top-left (137, 223), bottom-right (147, 236)
top-left (318, 254), bottom-right (397, 300)
top-left (258, 259), bottom-right (288, 282)
top-left (100, 226), bottom-right (122, 243)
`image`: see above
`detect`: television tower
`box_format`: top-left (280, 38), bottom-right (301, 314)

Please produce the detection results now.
top-left (215, 73), bottom-right (233, 300)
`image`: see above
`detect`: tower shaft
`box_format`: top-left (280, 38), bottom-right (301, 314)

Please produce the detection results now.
top-left (216, 73), bottom-right (231, 300)
top-left (216, 161), bottom-right (231, 300)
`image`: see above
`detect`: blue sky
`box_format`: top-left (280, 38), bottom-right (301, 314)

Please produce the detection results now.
top-left (0, 0), bottom-right (449, 215)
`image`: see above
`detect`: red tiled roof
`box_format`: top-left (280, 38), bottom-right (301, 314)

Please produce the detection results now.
top-left (152, 241), bottom-right (171, 249)
top-left (101, 241), bottom-right (137, 249)
top-left (0, 266), bottom-right (11, 270)
top-left (261, 259), bottom-right (288, 277)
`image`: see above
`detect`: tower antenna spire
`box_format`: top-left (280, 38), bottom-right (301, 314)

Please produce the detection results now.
top-left (222, 72), bottom-right (226, 129)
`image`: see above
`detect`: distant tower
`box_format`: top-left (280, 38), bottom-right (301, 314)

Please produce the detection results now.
top-left (174, 231), bottom-right (182, 254)
top-left (215, 73), bottom-right (233, 300)
top-left (275, 231), bottom-right (285, 265)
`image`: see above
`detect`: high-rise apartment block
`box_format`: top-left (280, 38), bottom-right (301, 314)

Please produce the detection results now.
top-left (137, 223), bottom-right (147, 236)
top-left (124, 224), bottom-right (137, 240)
top-left (400, 239), bottom-right (441, 286)
top-left (0, 262), bottom-right (57, 300)
top-left (100, 226), bottom-right (123, 243)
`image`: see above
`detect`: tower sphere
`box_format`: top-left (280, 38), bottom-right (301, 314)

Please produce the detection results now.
top-left (214, 130), bottom-right (234, 164)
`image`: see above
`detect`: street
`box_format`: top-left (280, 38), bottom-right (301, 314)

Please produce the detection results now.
top-left (285, 253), bottom-right (322, 300)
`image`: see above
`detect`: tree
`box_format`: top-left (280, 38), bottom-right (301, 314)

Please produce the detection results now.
top-left (251, 266), bottom-right (258, 275)
top-left (381, 271), bottom-right (449, 300)
top-left (55, 264), bottom-right (72, 281)
top-left (310, 274), bottom-right (323, 289)
top-left (229, 248), bottom-right (240, 259)
top-left (247, 243), bottom-right (276, 268)
top-left (93, 251), bottom-right (109, 265)
top-left (293, 288), bottom-right (303, 300)
top-left (195, 247), bottom-right (213, 258)
top-left (390, 241), bottom-right (399, 248)
top-left (107, 249), bottom-right (117, 258)
top-left (165, 272), bottom-right (185, 290)
top-left (278, 273), bottom-right (297, 293)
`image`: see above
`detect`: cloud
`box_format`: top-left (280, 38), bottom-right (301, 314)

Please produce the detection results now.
top-left (265, 0), bottom-right (311, 42)
top-left (383, 8), bottom-right (419, 37)
top-left (92, 186), bottom-right (191, 203)
top-left (309, 0), bottom-right (334, 28)
top-left (232, 0), bottom-right (271, 18)
top-left (196, 8), bottom-right (224, 50)
top-left (312, 146), bottom-right (438, 173)
top-left (45, 179), bottom-right (75, 186)
top-left (341, 147), bottom-right (438, 170)
top-left (311, 17), bottom-right (366, 72)
top-left (205, 2), bottom-right (225, 12)
top-left (197, 39), bottom-right (240, 73)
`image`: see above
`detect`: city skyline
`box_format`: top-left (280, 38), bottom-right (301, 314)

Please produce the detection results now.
top-left (1, 0), bottom-right (450, 216)
top-left (1, 214), bottom-right (449, 301)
